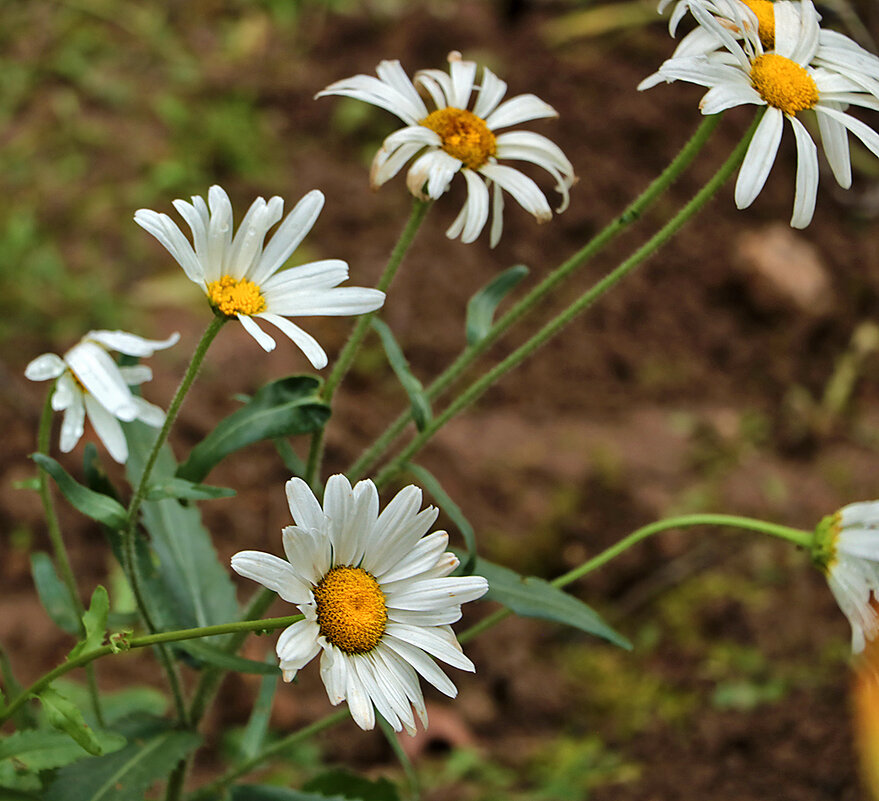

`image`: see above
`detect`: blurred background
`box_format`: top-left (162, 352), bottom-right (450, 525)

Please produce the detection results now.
top-left (3, 0), bottom-right (879, 798)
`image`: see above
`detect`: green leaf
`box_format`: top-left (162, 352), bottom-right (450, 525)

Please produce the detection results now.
top-left (124, 421), bottom-right (240, 633)
top-left (231, 788), bottom-right (347, 801)
top-left (0, 729), bottom-right (126, 771)
top-left (175, 640), bottom-right (281, 675)
top-left (239, 653), bottom-right (279, 760)
top-left (465, 264), bottom-right (529, 346)
top-left (273, 437), bottom-right (306, 478)
top-left (69, 586), bottom-right (109, 660)
top-left (371, 319), bottom-right (431, 432)
top-left (30, 552), bottom-right (80, 635)
top-left (12, 476), bottom-right (40, 491)
top-left (406, 464), bottom-right (476, 574)
top-left (474, 557), bottom-right (631, 649)
top-left (31, 454), bottom-right (127, 530)
top-left (304, 770), bottom-right (401, 801)
top-left (176, 376), bottom-right (330, 483)
top-left (37, 687), bottom-right (105, 756)
top-left (145, 477), bottom-right (236, 501)
top-left (43, 717), bottom-right (201, 801)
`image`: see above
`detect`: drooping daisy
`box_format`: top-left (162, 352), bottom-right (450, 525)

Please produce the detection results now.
top-left (25, 330), bottom-right (179, 464)
top-left (134, 187), bottom-right (385, 368)
top-left (813, 501), bottom-right (879, 654)
top-left (231, 475), bottom-right (489, 734)
top-left (317, 51), bottom-right (575, 248)
top-left (641, 0), bottom-right (879, 227)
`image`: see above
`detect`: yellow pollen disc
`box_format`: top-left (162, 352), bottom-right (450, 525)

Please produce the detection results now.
top-left (740, 0), bottom-right (775, 50)
top-left (206, 275), bottom-right (267, 318)
top-left (313, 566), bottom-right (388, 654)
top-left (750, 54), bottom-right (818, 115)
top-left (420, 107), bottom-right (497, 170)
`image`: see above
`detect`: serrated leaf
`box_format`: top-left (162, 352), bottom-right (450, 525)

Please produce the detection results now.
top-left (43, 717), bottom-right (201, 801)
top-left (145, 477), bottom-right (236, 501)
top-left (304, 769), bottom-right (401, 801)
top-left (31, 454), bottom-right (128, 529)
top-left (176, 376), bottom-right (330, 483)
top-left (406, 464), bottom-right (476, 574)
top-left (0, 729), bottom-right (126, 771)
top-left (371, 319), bottom-right (431, 432)
top-left (69, 586), bottom-right (109, 660)
top-left (30, 552), bottom-right (80, 634)
top-left (124, 421), bottom-right (240, 633)
top-left (474, 557), bottom-right (631, 649)
top-left (466, 264), bottom-right (529, 346)
top-left (175, 640), bottom-right (281, 675)
top-left (231, 787), bottom-right (348, 801)
top-left (37, 687), bottom-right (104, 756)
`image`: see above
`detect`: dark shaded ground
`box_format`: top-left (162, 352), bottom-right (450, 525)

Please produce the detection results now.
top-left (3, 1), bottom-right (879, 798)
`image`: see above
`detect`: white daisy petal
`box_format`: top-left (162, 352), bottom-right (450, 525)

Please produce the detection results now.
top-left (286, 477), bottom-right (327, 532)
top-left (237, 314), bottom-right (277, 352)
top-left (64, 341), bottom-right (138, 421)
top-left (478, 163), bottom-right (552, 222)
top-left (84, 330), bottom-right (180, 357)
top-left (51, 373), bottom-right (76, 411)
top-left (230, 551), bottom-right (311, 604)
top-left (735, 108), bottom-right (784, 210)
top-left (446, 169), bottom-right (489, 244)
top-left (788, 113), bottom-right (819, 229)
top-left (484, 94), bottom-right (558, 130)
top-left (59, 395), bottom-right (85, 453)
top-left (133, 209), bottom-right (204, 284)
top-left (131, 396), bottom-right (166, 429)
top-left (385, 623), bottom-right (475, 672)
top-left (382, 637), bottom-right (458, 698)
top-left (375, 60), bottom-right (429, 120)
top-left (118, 365), bottom-right (153, 386)
top-left (257, 313), bottom-right (327, 369)
top-left (25, 353), bottom-right (66, 381)
top-left (83, 394), bottom-right (128, 464)
top-left (276, 619), bottom-right (322, 668)
top-left (448, 55), bottom-right (477, 109)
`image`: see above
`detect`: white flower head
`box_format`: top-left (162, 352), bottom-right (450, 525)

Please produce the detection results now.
top-left (317, 51), bottom-right (576, 248)
top-left (231, 475), bottom-right (489, 734)
top-left (25, 330), bottom-right (179, 464)
top-left (641, 0), bottom-right (879, 228)
top-left (134, 187), bottom-right (385, 368)
top-left (815, 501), bottom-right (879, 654)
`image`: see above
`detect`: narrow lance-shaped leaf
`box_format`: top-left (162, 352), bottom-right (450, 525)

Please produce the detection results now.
top-left (466, 264), bottom-right (529, 346)
top-left (37, 688), bottom-right (105, 756)
top-left (175, 640), bottom-right (281, 676)
top-left (239, 653), bottom-right (279, 760)
top-left (474, 557), bottom-right (631, 650)
top-left (31, 552), bottom-right (80, 635)
top-left (176, 376), bottom-right (330, 483)
top-left (371, 319), bottom-right (431, 432)
top-left (31, 454), bottom-right (127, 530)
top-left (145, 477), bottom-right (236, 501)
top-left (0, 730), bottom-right (126, 772)
top-left (406, 463), bottom-right (477, 574)
top-left (69, 586), bottom-right (109, 660)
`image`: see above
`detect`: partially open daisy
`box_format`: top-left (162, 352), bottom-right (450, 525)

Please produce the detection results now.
top-left (134, 186), bottom-right (385, 368)
top-left (25, 330), bottom-right (179, 464)
top-left (642, 0), bottom-right (879, 227)
top-left (231, 475), bottom-right (489, 734)
top-left (813, 501), bottom-right (879, 654)
top-left (317, 51), bottom-right (575, 247)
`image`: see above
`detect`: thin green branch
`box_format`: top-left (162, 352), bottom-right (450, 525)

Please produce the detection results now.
top-left (372, 111), bottom-right (763, 491)
top-left (347, 113), bottom-right (723, 481)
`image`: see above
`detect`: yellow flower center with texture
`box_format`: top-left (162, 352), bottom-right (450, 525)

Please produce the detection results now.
top-left (750, 54), bottom-right (818, 115)
top-left (313, 566), bottom-right (388, 654)
top-left (740, 0), bottom-right (775, 50)
top-left (206, 275), bottom-right (267, 317)
top-left (421, 107), bottom-right (497, 170)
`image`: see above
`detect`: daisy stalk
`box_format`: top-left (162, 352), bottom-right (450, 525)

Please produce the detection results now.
top-left (460, 513), bottom-right (813, 643)
top-left (304, 198), bottom-right (431, 486)
top-left (347, 112), bottom-right (723, 481)
top-left (370, 110), bottom-right (763, 491)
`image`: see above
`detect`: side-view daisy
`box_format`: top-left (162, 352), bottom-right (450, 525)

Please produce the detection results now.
top-left (134, 186), bottom-right (385, 368)
top-left (641, 0), bottom-right (879, 227)
top-left (231, 475), bottom-right (489, 734)
top-left (813, 501), bottom-right (879, 654)
top-left (25, 329), bottom-right (179, 464)
top-left (317, 51), bottom-right (575, 248)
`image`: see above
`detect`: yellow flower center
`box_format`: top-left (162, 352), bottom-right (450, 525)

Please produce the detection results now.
top-left (313, 566), bottom-right (388, 654)
top-left (420, 107), bottom-right (497, 170)
top-left (740, 0), bottom-right (775, 50)
top-left (206, 275), bottom-right (267, 317)
top-left (750, 54), bottom-right (819, 116)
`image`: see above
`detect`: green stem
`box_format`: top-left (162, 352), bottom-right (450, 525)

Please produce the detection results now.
top-left (188, 709), bottom-right (350, 800)
top-left (459, 510), bottom-right (812, 643)
top-left (371, 111), bottom-right (762, 491)
top-left (305, 199), bottom-right (431, 487)
top-left (36, 392), bottom-right (105, 726)
top-left (347, 114), bottom-right (722, 482)
top-left (0, 613), bottom-right (303, 724)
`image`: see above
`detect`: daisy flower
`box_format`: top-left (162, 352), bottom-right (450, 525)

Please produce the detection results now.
top-left (134, 186), bottom-right (385, 368)
top-left (641, 0), bottom-right (879, 227)
top-left (231, 475), bottom-right (489, 734)
top-left (25, 330), bottom-right (179, 464)
top-left (317, 51), bottom-right (575, 248)
top-left (814, 501), bottom-right (879, 654)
